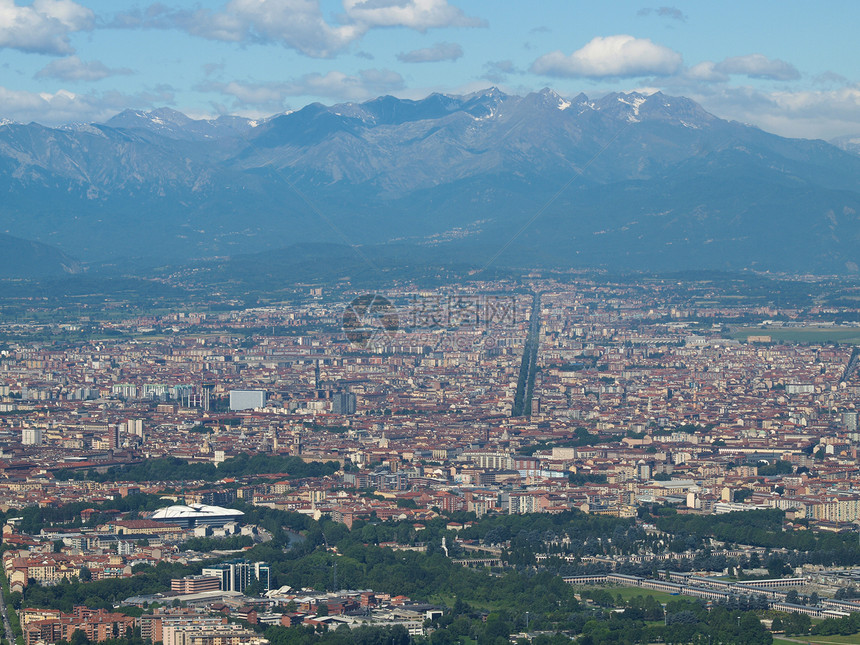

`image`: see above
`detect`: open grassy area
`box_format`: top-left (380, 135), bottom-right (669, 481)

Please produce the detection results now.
top-left (773, 636), bottom-right (860, 645)
top-left (730, 327), bottom-right (860, 344)
top-left (427, 593), bottom-right (505, 612)
top-left (573, 585), bottom-right (680, 605)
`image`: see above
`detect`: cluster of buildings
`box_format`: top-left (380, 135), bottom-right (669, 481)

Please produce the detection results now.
top-left (1, 503), bottom-right (252, 593)
top-left (5, 278), bottom-right (860, 641)
top-left (21, 607), bottom-right (269, 645)
top-left (3, 281), bottom-right (860, 527)
top-left (128, 587), bottom-right (439, 638)
top-left (21, 607), bottom-right (137, 645)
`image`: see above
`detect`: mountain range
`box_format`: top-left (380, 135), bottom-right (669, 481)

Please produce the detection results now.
top-left (3, 88), bottom-right (860, 277)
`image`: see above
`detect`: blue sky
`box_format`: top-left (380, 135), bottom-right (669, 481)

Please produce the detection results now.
top-left (1, 0), bottom-right (858, 139)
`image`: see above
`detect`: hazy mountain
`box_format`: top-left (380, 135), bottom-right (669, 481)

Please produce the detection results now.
top-left (832, 134), bottom-right (860, 156)
top-left (2, 89), bottom-right (860, 275)
top-left (103, 107), bottom-right (262, 141)
top-left (0, 232), bottom-right (81, 278)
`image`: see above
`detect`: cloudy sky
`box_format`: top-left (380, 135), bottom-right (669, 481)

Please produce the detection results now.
top-left (1, 0), bottom-right (858, 139)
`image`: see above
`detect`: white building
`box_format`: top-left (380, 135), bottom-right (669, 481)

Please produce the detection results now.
top-left (22, 427), bottom-right (43, 446)
top-left (229, 389), bottom-right (266, 411)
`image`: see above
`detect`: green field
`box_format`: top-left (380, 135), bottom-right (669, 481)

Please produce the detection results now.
top-left (774, 636), bottom-right (860, 645)
top-left (428, 593), bottom-right (505, 611)
top-left (573, 585), bottom-right (679, 605)
top-left (731, 327), bottom-right (860, 344)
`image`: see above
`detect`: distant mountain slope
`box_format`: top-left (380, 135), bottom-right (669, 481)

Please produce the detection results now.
top-left (2, 90), bottom-right (860, 274)
top-left (103, 107), bottom-right (262, 141)
top-left (0, 232), bottom-right (81, 278)
top-left (832, 134), bottom-right (860, 156)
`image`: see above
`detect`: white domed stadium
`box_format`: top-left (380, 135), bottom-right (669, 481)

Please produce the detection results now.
top-left (150, 503), bottom-right (244, 529)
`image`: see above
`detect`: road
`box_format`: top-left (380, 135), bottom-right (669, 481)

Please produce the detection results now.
top-left (512, 292), bottom-right (541, 417)
top-left (0, 583), bottom-right (16, 645)
top-left (840, 346), bottom-right (860, 383)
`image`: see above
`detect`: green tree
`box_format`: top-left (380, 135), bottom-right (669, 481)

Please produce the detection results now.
top-left (69, 629), bottom-right (90, 645)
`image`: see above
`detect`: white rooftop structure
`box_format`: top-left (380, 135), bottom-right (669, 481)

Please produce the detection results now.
top-left (151, 503), bottom-right (244, 528)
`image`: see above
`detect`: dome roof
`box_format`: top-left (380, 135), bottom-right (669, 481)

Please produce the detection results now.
top-left (151, 503), bottom-right (244, 520)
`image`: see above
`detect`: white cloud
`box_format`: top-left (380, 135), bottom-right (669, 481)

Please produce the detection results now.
top-left (0, 0), bottom-right (94, 55)
top-left (531, 35), bottom-right (683, 79)
top-left (813, 71), bottom-right (848, 87)
top-left (682, 84), bottom-right (860, 140)
top-left (35, 56), bottom-right (133, 82)
top-left (715, 54), bottom-right (800, 81)
top-left (294, 68), bottom-right (404, 100)
top-left (111, 0), bottom-right (483, 59)
top-left (481, 59), bottom-right (516, 83)
top-left (0, 84), bottom-right (174, 125)
top-left (342, 0), bottom-right (485, 30)
top-left (200, 68), bottom-right (406, 109)
top-left (685, 61), bottom-right (728, 83)
top-left (197, 0), bottom-right (359, 58)
top-left (110, 1), bottom-right (359, 58)
top-left (203, 81), bottom-right (289, 109)
top-left (397, 42), bottom-right (463, 63)
top-left (679, 55), bottom-right (800, 85)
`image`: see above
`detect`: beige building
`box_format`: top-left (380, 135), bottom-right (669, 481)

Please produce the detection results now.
top-left (165, 623), bottom-right (268, 645)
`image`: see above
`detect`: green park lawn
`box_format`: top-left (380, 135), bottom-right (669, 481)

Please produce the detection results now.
top-left (731, 327), bottom-right (860, 344)
top-left (573, 585), bottom-right (679, 605)
top-left (773, 635), bottom-right (860, 645)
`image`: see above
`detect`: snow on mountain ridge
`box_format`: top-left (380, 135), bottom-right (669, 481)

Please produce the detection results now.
top-left (615, 95), bottom-right (648, 123)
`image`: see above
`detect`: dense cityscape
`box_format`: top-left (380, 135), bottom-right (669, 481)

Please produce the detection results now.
top-left (3, 0), bottom-right (860, 643)
top-left (0, 275), bottom-right (859, 644)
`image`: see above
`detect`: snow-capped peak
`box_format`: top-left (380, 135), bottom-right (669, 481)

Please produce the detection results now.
top-left (533, 87), bottom-right (574, 111)
top-left (617, 95), bottom-right (647, 122)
